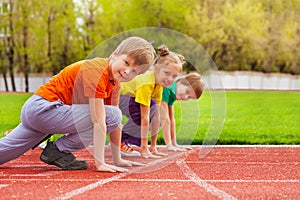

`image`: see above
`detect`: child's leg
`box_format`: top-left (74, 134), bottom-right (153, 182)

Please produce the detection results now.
top-left (119, 96), bottom-right (142, 146)
top-left (120, 97), bottom-right (157, 146)
top-left (41, 105), bottom-right (122, 170)
top-left (0, 94), bottom-right (74, 165)
top-left (0, 124), bottom-right (48, 164)
top-left (55, 105), bottom-right (122, 152)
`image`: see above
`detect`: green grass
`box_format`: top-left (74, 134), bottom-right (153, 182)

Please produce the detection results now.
top-left (1, 91), bottom-right (300, 144)
top-left (0, 93), bottom-right (32, 137)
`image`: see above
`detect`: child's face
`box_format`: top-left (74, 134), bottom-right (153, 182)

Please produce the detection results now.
top-left (176, 81), bottom-right (197, 101)
top-left (155, 63), bottom-right (180, 88)
top-left (110, 54), bottom-right (145, 82)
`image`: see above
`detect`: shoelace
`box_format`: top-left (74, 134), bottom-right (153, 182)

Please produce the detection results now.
top-left (121, 143), bottom-right (133, 153)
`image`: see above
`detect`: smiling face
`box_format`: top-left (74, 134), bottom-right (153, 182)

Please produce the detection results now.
top-left (154, 63), bottom-right (181, 88)
top-left (176, 80), bottom-right (197, 101)
top-left (109, 53), bottom-right (148, 82)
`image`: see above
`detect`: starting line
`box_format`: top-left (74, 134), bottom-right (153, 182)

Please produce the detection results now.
top-left (53, 150), bottom-right (188, 200)
top-left (1, 178), bottom-right (298, 183)
top-left (1, 145), bottom-right (299, 199)
top-left (0, 184), bottom-right (8, 189)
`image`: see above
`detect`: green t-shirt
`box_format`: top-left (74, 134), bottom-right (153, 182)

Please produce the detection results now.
top-left (162, 81), bottom-right (177, 106)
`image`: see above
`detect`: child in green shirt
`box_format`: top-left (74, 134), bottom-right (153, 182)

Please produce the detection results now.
top-left (160, 73), bottom-right (205, 151)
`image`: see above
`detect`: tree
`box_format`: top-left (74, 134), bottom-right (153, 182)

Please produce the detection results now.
top-left (16, 0), bottom-right (31, 92)
top-left (5, 0), bottom-right (16, 91)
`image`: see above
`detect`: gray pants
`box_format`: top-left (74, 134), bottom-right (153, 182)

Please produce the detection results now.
top-left (0, 94), bottom-right (122, 165)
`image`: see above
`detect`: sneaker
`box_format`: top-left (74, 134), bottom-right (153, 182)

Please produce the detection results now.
top-left (38, 141), bottom-right (47, 149)
top-left (40, 142), bottom-right (88, 170)
top-left (4, 129), bottom-right (13, 136)
top-left (120, 142), bottom-right (141, 157)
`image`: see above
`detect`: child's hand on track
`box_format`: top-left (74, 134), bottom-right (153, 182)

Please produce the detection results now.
top-left (115, 159), bottom-right (145, 167)
top-left (96, 163), bottom-right (129, 172)
top-left (141, 147), bottom-right (161, 158)
top-left (166, 144), bottom-right (186, 152)
top-left (150, 146), bottom-right (168, 156)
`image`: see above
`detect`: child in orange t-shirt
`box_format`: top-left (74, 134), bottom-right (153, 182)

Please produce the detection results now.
top-left (0, 37), bottom-right (155, 172)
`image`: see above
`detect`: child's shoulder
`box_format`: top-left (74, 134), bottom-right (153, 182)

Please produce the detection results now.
top-left (81, 57), bottom-right (109, 71)
top-left (136, 70), bottom-right (154, 81)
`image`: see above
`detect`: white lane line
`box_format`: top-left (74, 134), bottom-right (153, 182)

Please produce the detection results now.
top-left (1, 178), bottom-right (298, 183)
top-left (53, 151), bottom-right (188, 200)
top-left (185, 161), bottom-right (299, 165)
top-left (10, 171), bottom-right (62, 177)
top-left (0, 171), bottom-right (62, 177)
top-left (0, 184), bottom-right (9, 189)
top-left (192, 145), bottom-right (300, 148)
top-left (176, 159), bottom-right (237, 200)
top-left (116, 178), bottom-right (300, 183)
top-left (0, 164), bottom-right (52, 168)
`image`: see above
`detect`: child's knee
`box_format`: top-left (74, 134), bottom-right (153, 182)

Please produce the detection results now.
top-left (106, 106), bottom-right (122, 126)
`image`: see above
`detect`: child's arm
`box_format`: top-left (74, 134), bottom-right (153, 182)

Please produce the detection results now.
top-left (89, 98), bottom-right (128, 172)
top-left (169, 105), bottom-right (190, 151)
top-left (140, 104), bottom-right (151, 155)
top-left (168, 104), bottom-right (177, 146)
top-left (161, 101), bottom-right (185, 151)
top-left (140, 104), bottom-right (161, 158)
top-left (150, 104), bottom-right (168, 156)
top-left (150, 104), bottom-right (160, 146)
top-left (160, 101), bottom-right (172, 146)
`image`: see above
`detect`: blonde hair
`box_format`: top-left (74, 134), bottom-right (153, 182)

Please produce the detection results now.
top-left (180, 73), bottom-right (205, 99)
top-left (154, 45), bottom-right (185, 73)
top-left (115, 36), bottom-right (156, 66)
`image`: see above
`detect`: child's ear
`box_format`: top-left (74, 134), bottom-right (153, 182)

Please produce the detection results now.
top-left (110, 50), bottom-right (119, 61)
top-left (113, 50), bottom-right (119, 56)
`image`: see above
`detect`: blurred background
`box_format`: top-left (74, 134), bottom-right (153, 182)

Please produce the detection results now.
top-left (0, 0), bottom-right (299, 92)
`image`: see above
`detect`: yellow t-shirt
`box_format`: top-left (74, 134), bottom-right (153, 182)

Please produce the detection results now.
top-left (120, 71), bottom-right (163, 107)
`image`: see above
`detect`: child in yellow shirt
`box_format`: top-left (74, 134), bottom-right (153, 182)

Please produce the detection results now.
top-left (119, 45), bottom-right (185, 158)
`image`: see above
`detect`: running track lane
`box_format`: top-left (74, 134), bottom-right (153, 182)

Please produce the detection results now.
top-left (0, 145), bottom-right (299, 199)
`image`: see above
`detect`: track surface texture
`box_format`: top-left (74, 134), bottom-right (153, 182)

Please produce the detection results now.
top-left (1, 145), bottom-right (299, 200)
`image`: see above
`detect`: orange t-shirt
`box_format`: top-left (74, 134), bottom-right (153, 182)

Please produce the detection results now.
top-left (35, 57), bottom-right (119, 105)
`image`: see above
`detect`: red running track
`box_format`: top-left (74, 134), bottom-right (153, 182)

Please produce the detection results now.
top-left (0, 145), bottom-right (299, 199)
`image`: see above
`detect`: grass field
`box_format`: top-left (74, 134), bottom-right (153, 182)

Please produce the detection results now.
top-left (0, 91), bottom-right (299, 144)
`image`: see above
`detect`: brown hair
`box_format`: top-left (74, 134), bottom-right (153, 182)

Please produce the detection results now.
top-left (115, 36), bottom-right (156, 66)
top-left (180, 72), bottom-right (205, 99)
top-left (154, 45), bottom-right (185, 73)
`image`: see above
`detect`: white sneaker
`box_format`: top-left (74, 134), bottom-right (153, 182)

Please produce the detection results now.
top-left (38, 141), bottom-right (47, 149)
top-left (120, 142), bottom-right (141, 157)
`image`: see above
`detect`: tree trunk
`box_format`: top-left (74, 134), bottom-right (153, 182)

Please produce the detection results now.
top-left (7, 37), bottom-right (16, 91)
top-left (23, 19), bottom-right (29, 92)
top-left (1, 72), bottom-right (9, 91)
top-left (7, 0), bottom-right (16, 91)
top-left (61, 25), bottom-right (70, 67)
top-left (47, 11), bottom-right (58, 75)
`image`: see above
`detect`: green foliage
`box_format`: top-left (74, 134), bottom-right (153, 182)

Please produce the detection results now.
top-left (1, 92), bottom-right (300, 145)
top-left (1, 0), bottom-right (300, 91)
